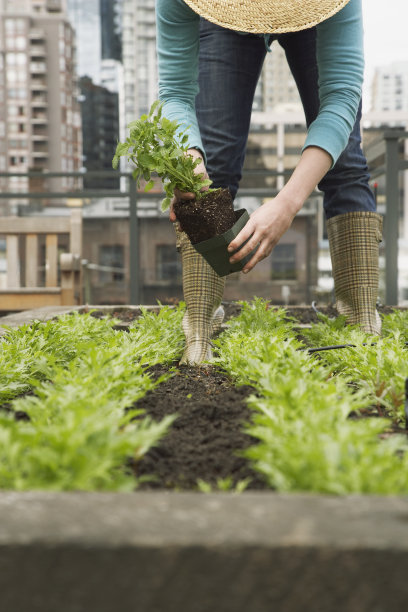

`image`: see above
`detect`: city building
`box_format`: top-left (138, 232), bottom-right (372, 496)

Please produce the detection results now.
top-left (122, 0), bottom-right (157, 125)
top-left (255, 41), bottom-right (302, 113)
top-left (66, 0), bottom-right (123, 188)
top-left (79, 195), bottom-right (318, 306)
top-left (371, 61), bottom-right (408, 114)
top-left (79, 76), bottom-right (120, 190)
top-left (0, 0), bottom-right (82, 208)
top-left (66, 0), bottom-right (101, 84)
top-left (100, 0), bottom-right (122, 63)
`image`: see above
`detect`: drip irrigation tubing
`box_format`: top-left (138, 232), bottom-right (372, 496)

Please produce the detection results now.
top-left (306, 341), bottom-right (408, 354)
top-left (305, 303), bottom-right (408, 428)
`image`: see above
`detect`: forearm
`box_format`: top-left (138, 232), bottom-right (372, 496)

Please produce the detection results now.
top-left (227, 146), bottom-right (332, 272)
top-left (279, 146), bottom-right (332, 213)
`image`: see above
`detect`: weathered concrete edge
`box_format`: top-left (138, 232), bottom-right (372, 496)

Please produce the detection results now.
top-left (0, 491), bottom-right (407, 550)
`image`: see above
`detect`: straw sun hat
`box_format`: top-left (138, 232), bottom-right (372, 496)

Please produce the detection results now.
top-left (183, 0), bottom-right (352, 34)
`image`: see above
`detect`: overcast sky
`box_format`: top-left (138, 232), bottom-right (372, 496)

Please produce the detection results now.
top-left (362, 0), bottom-right (408, 109)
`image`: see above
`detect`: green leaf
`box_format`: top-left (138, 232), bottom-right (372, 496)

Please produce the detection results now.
top-left (161, 197), bottom-right (171, 211)
top-left (149, 99), bottom-right (161, 117)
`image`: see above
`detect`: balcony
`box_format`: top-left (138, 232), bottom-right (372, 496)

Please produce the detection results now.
top-left (31, 159), bottom-right (48, 170)
top-left (30, 45), bottom-right (46, 57)
top-left (32, 134), bottom-right (48, 141)
top-left (46, 0), bottom-right (63, 11)
top-left (31, 96), bottom-right (48, 107)
top-left (32, 151), bottom-right (49, 159)
top-left (30, 76), bottom-right (47, 89)
top-left (32, 141), bottom-right (49, 155)
top-left (29, 29), bottom-right (46, 42)
top-left (30, 63), bottom-right (47, 75)
top-left (31, 113), bottom-right (48, 123)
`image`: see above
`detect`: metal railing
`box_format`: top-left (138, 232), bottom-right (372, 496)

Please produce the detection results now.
top-left (365, 129), bottom-right (408, 304)
top-left (0, 168), bottom-right (317, 305)
top-left (2, 145), bottom-right (406, 306)
top-left (0, 170), bottom-right (142, 303)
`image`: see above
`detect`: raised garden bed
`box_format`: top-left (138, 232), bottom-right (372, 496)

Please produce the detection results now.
top-left (1, 301), bottom-right (408, 611)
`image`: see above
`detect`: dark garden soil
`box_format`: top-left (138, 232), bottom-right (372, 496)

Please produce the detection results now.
top-left (128, 363), bottom-right (268, 491)
top-left (173, 188), bottom-right (236, 244)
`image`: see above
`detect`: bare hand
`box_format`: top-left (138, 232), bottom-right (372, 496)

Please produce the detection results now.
top-left (227, 146), bottom-right (333, 273)
top-left (169, 148), bottom-right (209, 223)
top-left (227, 195), bottom-right (298, 273)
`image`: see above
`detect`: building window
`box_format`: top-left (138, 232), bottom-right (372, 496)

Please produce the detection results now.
top-left (156, 244), bottom-right (181, 282)
top-left (9, 139), bottom-right (27, 148)
top-left (271, 243), bottom-right (297, 280)
top-left (98, 245), bottom-right (125, 283)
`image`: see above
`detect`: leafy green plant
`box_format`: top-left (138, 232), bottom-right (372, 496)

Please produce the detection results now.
top-left (381, 309), bottom-right (408, 342)
top-left (196, 477), bottom-right (251, 493)
top-left (112, 100), bottom-right (214, 210)
top-left (301, 310), bottom-right (408, 422)
top-left (2, 301), bottom-right (408, 495)
top-left (0, 309), bottom-right (185, 491)
top-left (214, 299), bottom-right (408, 495)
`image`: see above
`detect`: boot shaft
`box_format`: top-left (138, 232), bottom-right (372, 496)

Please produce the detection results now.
top-left (327, 211), bottom-right (383, 335)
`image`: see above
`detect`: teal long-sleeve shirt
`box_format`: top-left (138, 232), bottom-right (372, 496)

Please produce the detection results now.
top-left (155, 0), bottom-right (364, 167)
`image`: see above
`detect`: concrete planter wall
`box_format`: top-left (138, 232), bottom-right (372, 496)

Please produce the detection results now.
top-left (0, 306), bottom-right (408, 611)
top-left (0, 492), bottom-right (408, 612)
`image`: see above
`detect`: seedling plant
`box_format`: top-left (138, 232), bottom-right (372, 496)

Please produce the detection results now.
top-left (113, 100), bottom-right (213, 211)
top-left (213, 300), bottom-right (408, 495)
top-left (0, 308), bottom-right (184, 491)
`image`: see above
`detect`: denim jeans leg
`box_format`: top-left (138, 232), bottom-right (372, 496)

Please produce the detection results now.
top-left (278, 29), bottom-right (376, 219)
top-left (196, 19), bottom-right (267, 199)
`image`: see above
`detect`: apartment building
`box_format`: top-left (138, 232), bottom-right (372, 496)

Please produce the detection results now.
top-left (371, 61), bottom-right (408, 113)
top-left (0, 0), bottom-right (82, 205)
top-left (122, 0), bottom-right (157, 125)
top-left (79, 75), bottom-right (120, 190)
top-left (256, 40), bottom-right (301, 112)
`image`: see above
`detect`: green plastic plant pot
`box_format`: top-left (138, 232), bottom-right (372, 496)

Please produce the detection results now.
top-left (192, 209), bottom-right (257, 277)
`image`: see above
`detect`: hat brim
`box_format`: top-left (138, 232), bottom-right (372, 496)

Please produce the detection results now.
top-left (183, 0), bottom-right (351, 34)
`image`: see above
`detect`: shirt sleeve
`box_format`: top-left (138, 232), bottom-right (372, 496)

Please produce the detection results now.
top-left (156, 0), bottom-right (364, 170)
top-left (155, 0), bottom-right (205, 157)
top-left (303, 0), bottom-right (364, 166)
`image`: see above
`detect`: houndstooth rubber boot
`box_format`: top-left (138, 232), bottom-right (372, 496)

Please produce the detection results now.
top-left (176, 225), bottom-right (225, 365)
top-left (327, 211), bottom-right (383, 335)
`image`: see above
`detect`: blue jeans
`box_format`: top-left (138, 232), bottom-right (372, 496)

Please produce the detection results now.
top-left (195, 20), bottom-right (375, 219)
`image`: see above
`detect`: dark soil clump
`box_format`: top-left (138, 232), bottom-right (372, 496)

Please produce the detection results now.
top-left (174, 188), bottom-right (235, 244)
top-left (129, 364), bottom-right (268, 491)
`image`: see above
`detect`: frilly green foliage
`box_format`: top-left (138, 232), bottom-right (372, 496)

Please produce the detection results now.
top-left (112, 100), bottom-right (213, 210)
top-left (0, 307), bottom-right (185, 491)
top-left (301, 309), bottom-right (408, 422)
top-left (214, 299), bottom-right (408, 495)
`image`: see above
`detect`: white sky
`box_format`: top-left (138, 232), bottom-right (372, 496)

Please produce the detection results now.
top-left (362, 0), bottom-right (408, 109)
